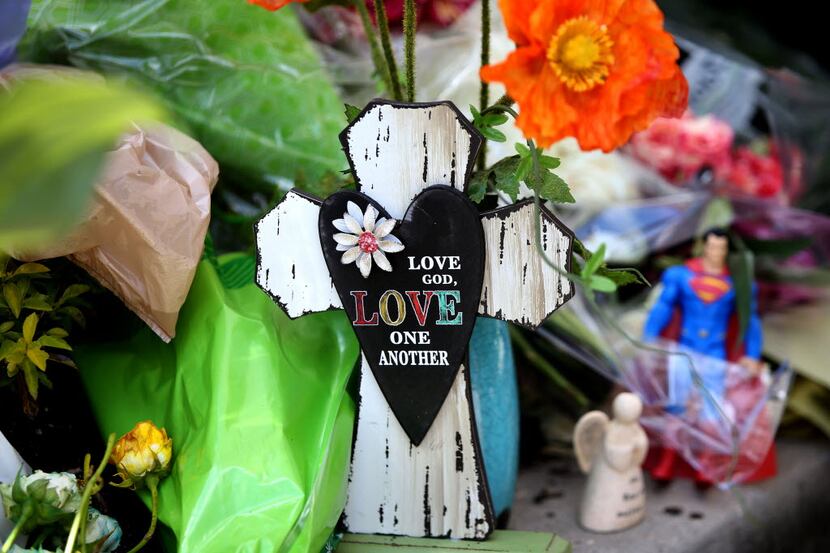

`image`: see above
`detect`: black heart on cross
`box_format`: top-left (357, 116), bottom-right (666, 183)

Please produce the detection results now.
top-left (319, 185), bottom-right (485, 445)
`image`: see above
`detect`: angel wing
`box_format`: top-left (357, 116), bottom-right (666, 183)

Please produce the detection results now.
top-left (573, 411), bottom-right (609, 474)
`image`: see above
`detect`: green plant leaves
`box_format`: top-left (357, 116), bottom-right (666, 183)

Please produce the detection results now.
top-left (22, 313), bottom-right (39, 343)
top-left (3, 283), bottom-right (22, 318)
top-left (470, 105), bottom-right (508, 142)
top-left (0, 77), bottom-right (163, 250)
top-left (344, 103), bottom-right (361, 124)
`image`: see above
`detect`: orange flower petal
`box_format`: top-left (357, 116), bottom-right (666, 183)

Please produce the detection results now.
top-left (486, 0), bottom-right (688, 152)
top-left (496, 0), bottom-right (541, 46)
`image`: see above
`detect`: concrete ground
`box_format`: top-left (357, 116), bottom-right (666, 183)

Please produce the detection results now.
top-left (510, 440), bottom-right (830, 553)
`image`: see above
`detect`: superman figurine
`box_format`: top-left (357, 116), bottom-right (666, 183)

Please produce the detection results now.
top-left (641, 228), bottom-right (776, 483)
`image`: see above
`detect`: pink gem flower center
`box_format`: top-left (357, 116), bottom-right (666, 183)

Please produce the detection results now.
top-left (358, 231), bottom-right (379, 253)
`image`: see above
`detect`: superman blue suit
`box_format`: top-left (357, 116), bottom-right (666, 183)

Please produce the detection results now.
top-left (641, 258), bottom-right (775, 483)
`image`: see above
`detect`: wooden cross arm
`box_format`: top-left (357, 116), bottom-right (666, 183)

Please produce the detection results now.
top-left (478, 200), bottom-right (575, 329)
top-left (254, 189), bottom-right (341, 318)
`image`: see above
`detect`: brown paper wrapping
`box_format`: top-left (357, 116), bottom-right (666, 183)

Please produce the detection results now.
top-left (11, 117), bottom-right (218, 342)
top-left (5, 64), bottom-right (220, 340)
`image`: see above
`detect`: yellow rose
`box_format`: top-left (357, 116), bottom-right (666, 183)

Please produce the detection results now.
top-left (110, 421), bottom-right (173, 488)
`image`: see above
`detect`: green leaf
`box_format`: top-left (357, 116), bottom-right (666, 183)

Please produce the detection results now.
top-left (22, 313), bottom-right (38, 343)
top-left (46, 327), bottom-right (69, 338)
top-left (516, 156), bottom-right (532, 181)
top-left (22, 293), bottom-right (53, 312)
top-left (481, 112), bottom-right (509, 126)
top-left (37, 335), bottom-right (72, 351)
top-left (26, 346), bottom-right (49, 371)
top-left (467, 170), bottom-right (488, 203)
top-left (0, 339), bottom-right (15, 360)
top-left (582, 243), bottom-right (606, 278)
top-left (587, 274), bottom-right (618, 293)
top-left (0, 321), bottom-right (13, 334)
top-left (479, 126), bottom-right (507, 143)
top-left (3, 283), bottom-right (22, 318)
top-left (728, 250), bottom-right (755, 346)
top-left (0, 77), bottom-right (163, 250)
top-left (598, 267), bottom-right (648, 287)
top-left (344, 103), bottom-right (361, 124)
top-left (491, 156), bottom-right (522, 202)
top-left (58, 284), bottom-right (90, 305)
top-left (62, 306), bottom-right (86, 328)
top-left (539, 155), bottom-right (561, 169)
top-left (48, 353), bottom-right (77, 369)
top-left (514, 143), bottom-right (531, 157)
top-left (22, 360), bottom-right (39, 400)
top-left (538, 171), bottom-right (575, 204)
top-left (12, 263), bottom-right (50, 276)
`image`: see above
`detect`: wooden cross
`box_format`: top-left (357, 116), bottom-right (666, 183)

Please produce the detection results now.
top-left (255, 100), bottom-right (574, 540)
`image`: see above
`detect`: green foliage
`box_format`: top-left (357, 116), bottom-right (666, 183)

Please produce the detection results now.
top-left (470, 105), bottom-right (508, 143)
top-left (468, 142), bottom-right (572, 204)
top-left (0, 77), bottom-right (163, 251)
top-left (571, 239), bottom-right (649, 295)
top-left (0, 256), bottom-right (89, 406)
top-left (344, 103), bottom-right (362, 124)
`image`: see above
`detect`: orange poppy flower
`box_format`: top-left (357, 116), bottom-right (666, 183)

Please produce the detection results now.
top-left (247, 0), bottom-right (306, 10)
top-left (481, 0), bottom-right (688, 152)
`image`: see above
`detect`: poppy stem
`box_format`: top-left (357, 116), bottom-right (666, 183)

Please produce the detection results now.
top-left (477, 0), bottom-right (491, 170)
top-left (1, 503), bottom-right (33, 553)
top-left (126, 477), bottom-right (159, 553)
top-left (373, 0), bottom-right (403, 101)
top-left (353, 0), bottom-right (395, 96)
top-left (403, 0), bottom-right (417, 102)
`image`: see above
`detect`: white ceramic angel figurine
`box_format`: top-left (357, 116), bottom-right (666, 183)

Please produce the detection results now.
top-left (574, 392), bottom-right (648, 533)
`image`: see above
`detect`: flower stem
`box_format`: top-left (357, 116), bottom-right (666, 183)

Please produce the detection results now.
top-left (373, 0), bottom-right (403, 101)
top-left (477, 0), bottom-right (491, 170)
top-left (403, 0), bottom-right (416, 102)
top-left (65, 433), bottom-right (117, 553)
top-left (126, 476), bottom-right (159, 553)
top-left (353, 0), bottom-right (394, 96)
top-left (1, 503), bottom-right (33, 553)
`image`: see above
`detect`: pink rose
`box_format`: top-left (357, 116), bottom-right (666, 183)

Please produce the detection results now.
top-left (719, 147), bottom-right (784, 199)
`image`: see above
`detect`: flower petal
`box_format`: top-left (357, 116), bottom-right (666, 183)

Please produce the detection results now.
top-left (332, 218), bottom-right (351, 233)
top-left (357, 252), bottom-right (372, 278)
top-left (343, 213), bottom-right (363, 235)
top-left (373, 249), bottom-right (392, 272)
top-left (347, 201), bottom-right (364, 224)
top-left (364, 205), bottom-right (377, 232)
top-left (341, 246), bottom-right (361, 264)
top-left (333, 233), bottom-right (359, 246)
top-left (373, 218), bottom-right (397, 238)
top-left (378, 237), bottom-right (405, 253)
top-left (336, 243), bottom-right (350, 251)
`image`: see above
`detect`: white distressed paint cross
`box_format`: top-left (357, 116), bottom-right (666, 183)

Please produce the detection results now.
top-left (255, 100), bottom-right (574, 540)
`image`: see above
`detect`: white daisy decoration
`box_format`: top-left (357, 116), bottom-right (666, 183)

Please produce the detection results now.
top-left (332, 201), bottom-right (405, 278)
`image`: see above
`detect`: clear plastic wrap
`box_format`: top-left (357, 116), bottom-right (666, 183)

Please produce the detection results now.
top-left (20, 0), bottom-right (348, 195)
top-left (546, 292), bottom-right (792, 487)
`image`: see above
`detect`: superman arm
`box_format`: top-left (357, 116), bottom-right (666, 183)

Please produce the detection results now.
top-left (744, 283), bottom-right (763, 359)
top-left (643, 266), bottom-right (683, 342)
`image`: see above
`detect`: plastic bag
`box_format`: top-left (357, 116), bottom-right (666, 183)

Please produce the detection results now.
top-left (546, 292), bottom-right (791, 487)
top-left (75, 255), bottom-right (359, 553)
top-left (21, 0), bottom-right (347, 194)
top-left (2, 64), bottom-right (219, 342)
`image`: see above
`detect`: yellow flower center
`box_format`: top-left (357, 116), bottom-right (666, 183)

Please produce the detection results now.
top-left (547, 16), bottom-right (615, 92)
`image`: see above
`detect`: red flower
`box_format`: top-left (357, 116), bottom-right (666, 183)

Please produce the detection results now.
top-left (248, 0), bottom-right (307, 11)
top-left (719, 147), bottom-right (784, 199)
top-left (368, 0), bottom-right (476, 28)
